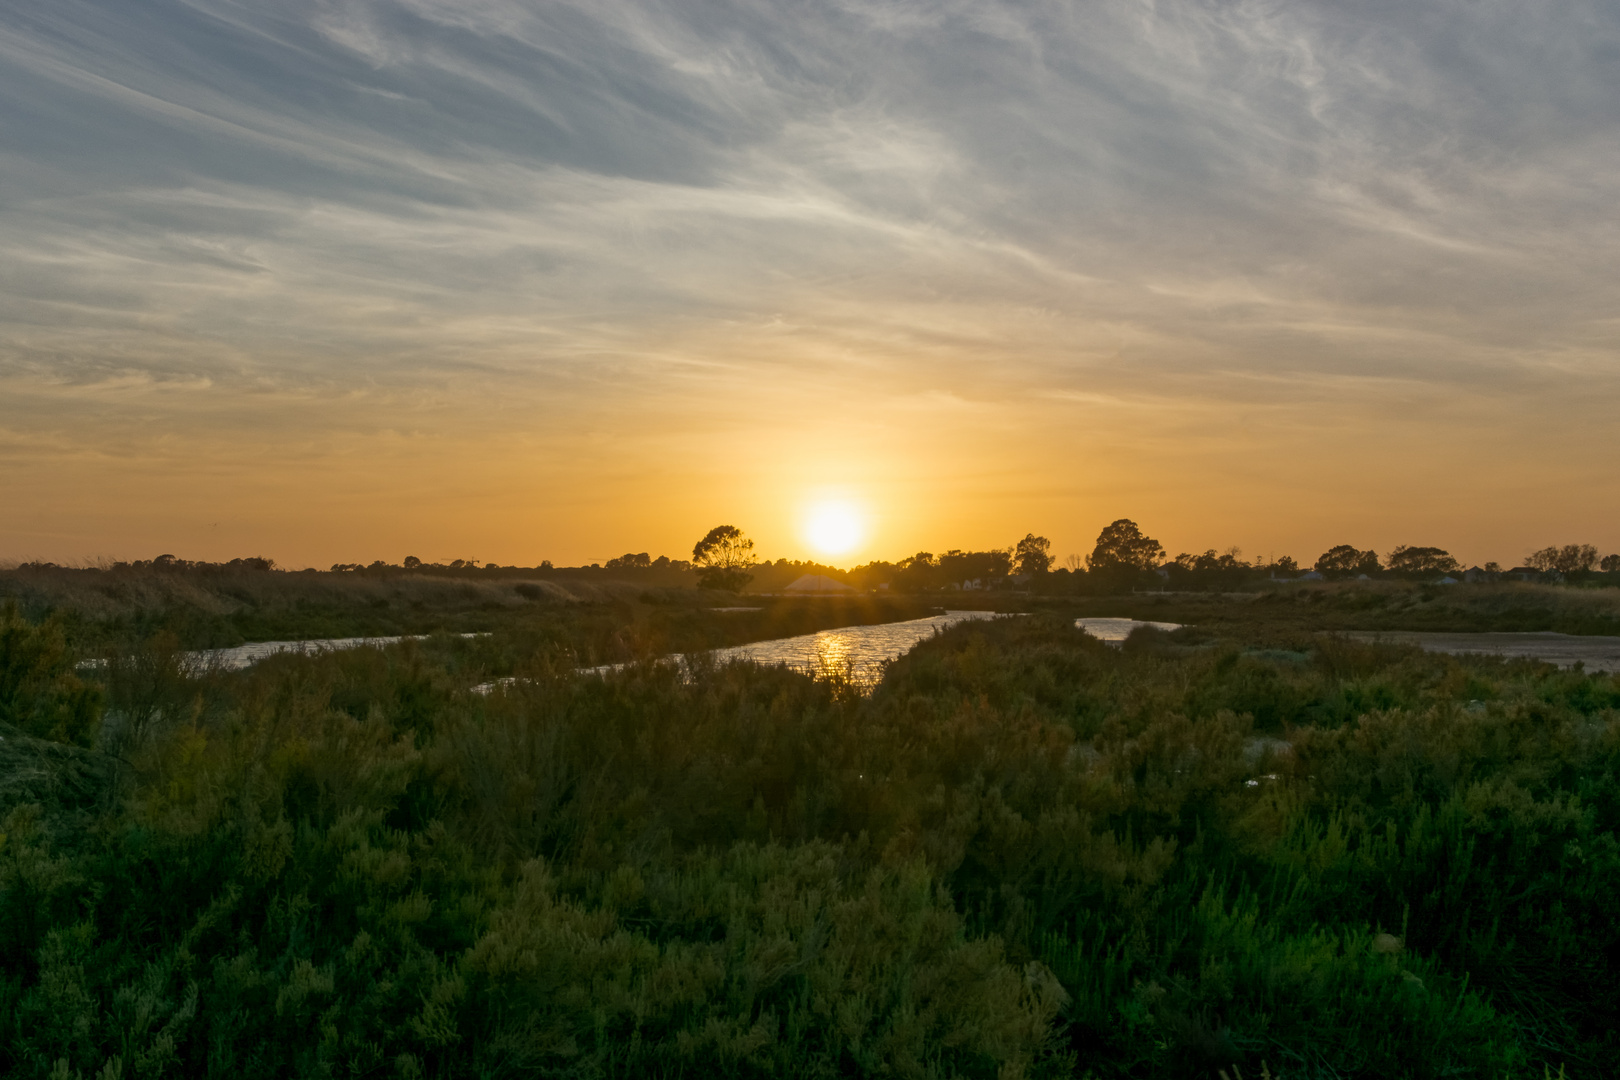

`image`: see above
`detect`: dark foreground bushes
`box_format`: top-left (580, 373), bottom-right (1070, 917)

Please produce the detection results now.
top-left (1, 612), bottom-right (1616, 1077)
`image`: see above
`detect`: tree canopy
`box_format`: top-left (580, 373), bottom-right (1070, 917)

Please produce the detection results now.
top-left (1013, 533), bottom-right (1053, 575)
top-left (692, 525), bottom-right (756, 592)
top-left (1086, 519), bottom-right (1164, 574)
top-left (1386, 545), bottom-right (1459, 575)
top-left (1527, 544), bottom-right (1598, 573)
top-left (1314, 544), bottom-right (1381, 576)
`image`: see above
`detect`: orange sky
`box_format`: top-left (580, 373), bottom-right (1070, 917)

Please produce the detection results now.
top-left (3, 1), bottom-right (1618, 570)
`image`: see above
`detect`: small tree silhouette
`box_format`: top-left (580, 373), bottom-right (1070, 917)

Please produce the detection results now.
top-left (1013, 533), bottom-right (1053, 575)
top-left (692, 526), bottom-right (756, 592)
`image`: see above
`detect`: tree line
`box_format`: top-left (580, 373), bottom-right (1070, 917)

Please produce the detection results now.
top-left (11, 525), bottom-right (1617, 596)
top-left (679, 520), bottom-right (1620, 594)
top-left (1083, 520), bottom-right (1619, 585)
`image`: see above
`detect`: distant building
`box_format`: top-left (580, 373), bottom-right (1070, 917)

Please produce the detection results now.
top-left (1298, 570), bottom-right (1324, 582)
top-left (782, 574), bottom-right (858, 595)
top-left (1463, 566), bottom-right (1490, 583)
top-left (1435, 576), bottom-right (1459, 585)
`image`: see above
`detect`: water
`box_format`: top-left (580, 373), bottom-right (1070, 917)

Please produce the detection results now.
top-left (115, 633), bottom-right (483, 672)
top-left (498, 609), bottom-right (1008, 694)
top-left (194, 635), bottom-right (419, 670)
top-left (1075, 617), bottom-right (1181, 642)
top-left (1350, 631), bottom-right (1620, 673)
top-left (705, 610), bottom-right (1005, 678)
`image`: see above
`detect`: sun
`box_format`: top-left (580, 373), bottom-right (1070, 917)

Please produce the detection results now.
top-left (803, 501), bottom-right (865, 558)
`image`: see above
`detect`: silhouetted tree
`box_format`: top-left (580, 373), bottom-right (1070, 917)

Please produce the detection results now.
top-left (1013, 534), bottom-right (1053, 575)
top-left (1315, 544), bottom-right (1381, 576)
top-left (403, 555), bottom-right (422, 569)
top-left (692, 526), bottom-right (756, 592)
top-left (1173, 547), bottom-right (1248, 574)
top-left (938, 549), bottom-right (1012, 587)
top-left (1167, 547), bottom-right (1250, 590)
top-left (892, 552), bottom-right (938, 592)
top-left (1602, 554), bottom-right (1620, 573)
top-left (1527, 544), bottom-right (1598, 574)
top-left (1087, 519), bottom-right (1164, 574)
top-left (1387, 545), bottom-right (1459, 575)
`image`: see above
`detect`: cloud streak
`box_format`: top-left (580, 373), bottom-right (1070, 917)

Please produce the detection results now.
top-left (3, 0), bottom-right (1619, 563)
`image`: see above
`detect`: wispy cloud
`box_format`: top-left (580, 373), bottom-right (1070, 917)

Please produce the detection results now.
top-left (3, 0), bottom-right (1619, 562)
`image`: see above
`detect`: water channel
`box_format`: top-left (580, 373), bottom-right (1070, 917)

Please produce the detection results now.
top-left (154, 620), bottom-right (1620, 683)
top-left (562, 610), bottom-right (1009, 688)
top-left (177, 617), bottom-right (1180, 684)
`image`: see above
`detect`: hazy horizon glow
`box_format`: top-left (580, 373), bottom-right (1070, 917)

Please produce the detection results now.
top-left (3, 0), bottom-right (1619, 569)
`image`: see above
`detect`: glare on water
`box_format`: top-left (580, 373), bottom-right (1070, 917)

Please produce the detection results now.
top-left (1074, 617), bottom-right (1181, 642)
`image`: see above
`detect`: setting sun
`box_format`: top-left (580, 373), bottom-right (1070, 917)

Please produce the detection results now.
top-left (803, 501), bottom-right (865, 557)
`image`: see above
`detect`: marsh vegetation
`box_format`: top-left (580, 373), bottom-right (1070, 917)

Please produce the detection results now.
top-left (3, 579), bottom-right (1617, 1078)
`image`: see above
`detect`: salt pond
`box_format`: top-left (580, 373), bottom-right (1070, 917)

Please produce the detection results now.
top-left (98, 633), bottom-right (483, 673)
top-left (1350, 631), bottom-right (1620, 673)
top-left (551, 611), bottom-right (1007, 690)
top-left (178, 615), bottom-right (1184, 689)
top-left (197, 635), bottom-right (422, 670)
top-left (702, 610), bottom-right (1005, 677)
top-left (1075, 617), bottom-right (1182, 642)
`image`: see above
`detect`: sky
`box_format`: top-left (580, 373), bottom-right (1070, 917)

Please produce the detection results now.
top-left (3, 0), bottom-right (1618, 569)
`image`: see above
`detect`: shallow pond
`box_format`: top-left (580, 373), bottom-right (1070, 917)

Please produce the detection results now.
top-left (1075, 617), bottom-right (1182, 642)
top-left (704, 610), bottom-right (1005, 678)
top-left (1351, 631), bottom-right (1620, 673)
top-left (557, 610), bottom-right (1007, 689)
top-left (197, 635), bottom-right (421, 670)
top-left (175, 615), bottom-right (1183, 683)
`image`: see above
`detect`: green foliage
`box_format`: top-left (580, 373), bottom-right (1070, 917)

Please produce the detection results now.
top-left (0, 605), bottom-right (102, 746)
top-left (1, 610), bottom-right (1616, 1076)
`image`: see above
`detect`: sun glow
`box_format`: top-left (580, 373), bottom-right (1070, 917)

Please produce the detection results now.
top-left (803, 501), bottom-right (865, 557)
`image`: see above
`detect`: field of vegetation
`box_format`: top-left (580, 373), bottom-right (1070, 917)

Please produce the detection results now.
top-left (0, 563), bottom-right (942, 659)
top-left (1060, 579), bottom-right (1620, 637)
top-left (2, 577), bottom-right (1618, 1077)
